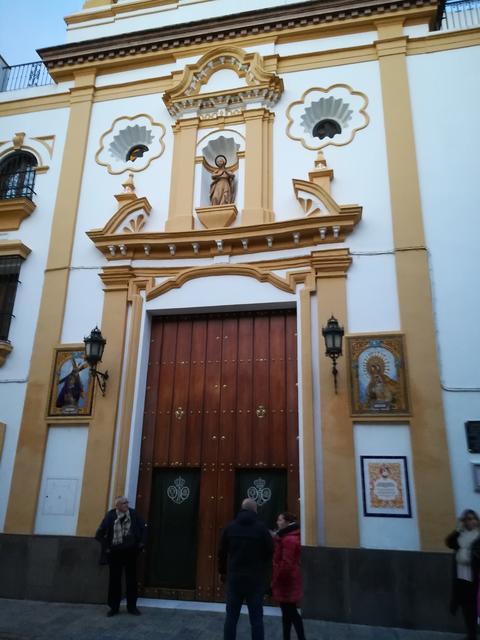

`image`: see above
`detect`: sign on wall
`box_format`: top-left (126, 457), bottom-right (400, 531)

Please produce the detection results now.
top-left (360, 455), bottom-right (412, 518)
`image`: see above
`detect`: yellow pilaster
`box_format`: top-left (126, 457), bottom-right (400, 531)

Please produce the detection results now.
top-left (4, 70), bottom-right (96, 533)
top-left (242, 108), bottom-right (274, 225)
top-left (165, 117), bottom-right (199, 232)
top-left (376, 19), bottom-right (455, 549)
top-left (76, 268), bottom-right (132, 535)
top-left (314, 249), bottom-right (359, 548)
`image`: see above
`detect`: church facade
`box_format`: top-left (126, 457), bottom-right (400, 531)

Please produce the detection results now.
top-left (0, 0), bottom-right (479, 624)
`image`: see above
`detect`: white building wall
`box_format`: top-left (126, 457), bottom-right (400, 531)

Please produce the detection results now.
top-left (354, 422), bottom-right (420, 550)
top-left (34, 426), bottom-right (89, 535)
top-left (407, 45), bottom-right (480, 515)
top-left (0, 108), bottom-right (69, 530)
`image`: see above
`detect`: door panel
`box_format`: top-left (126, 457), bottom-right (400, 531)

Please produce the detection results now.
top-left (146, 469), bottom-right (200, 590)
top-left (138, 310), bottom-right (299, 601)
top-left (235, 469), bottom-right (288, 531)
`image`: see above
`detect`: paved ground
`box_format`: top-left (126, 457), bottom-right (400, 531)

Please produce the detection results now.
top-left (0, 598), bottom-right (464, 640)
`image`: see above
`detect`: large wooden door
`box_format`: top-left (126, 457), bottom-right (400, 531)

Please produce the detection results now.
top-left (136, 310), bottom-right (299, 601)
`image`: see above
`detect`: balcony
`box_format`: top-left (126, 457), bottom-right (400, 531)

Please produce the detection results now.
top-left (438, 0), bottom-right (480, 29)
top-left (0, 61), bottom-right (53, 93)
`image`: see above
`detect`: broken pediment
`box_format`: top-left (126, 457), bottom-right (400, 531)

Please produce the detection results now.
top-left (163, 46), bottom-right (283, 119)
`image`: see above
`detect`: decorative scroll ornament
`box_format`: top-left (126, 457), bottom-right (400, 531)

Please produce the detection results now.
top-left (247, 478), bottom-right (272, 506)
top-left (167, 476), bottom-right (190, 504)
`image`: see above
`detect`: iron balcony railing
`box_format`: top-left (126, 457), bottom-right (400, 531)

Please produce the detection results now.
top-left (0, 169), bottom-right (36, 200)
top-left (439, 0), bottom-right (480, 29)
top-left (0, 61), bottom-right (53, 92)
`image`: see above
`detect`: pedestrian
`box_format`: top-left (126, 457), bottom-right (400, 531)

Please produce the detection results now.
top-left (218, 498), bottom-right (274, 640)
top-left (95, 496), bottom-right (147, 617)
top-left (446, 508), bottom-right (480, 640)
top-left (272, 512), bottom-right (306, 640)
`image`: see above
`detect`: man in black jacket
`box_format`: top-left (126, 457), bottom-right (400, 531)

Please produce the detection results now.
top-left (218, 498), bottom-right (274, 640)
top-left (95, 496), bottom-right (147, 617)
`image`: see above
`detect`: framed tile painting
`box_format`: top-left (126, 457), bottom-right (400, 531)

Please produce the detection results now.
top-left (360, 455), bottom-right (412, 518)
top-left (347, 334), bottom-right (410, 416)
top-left (48, 347), bottom-right (94, 417)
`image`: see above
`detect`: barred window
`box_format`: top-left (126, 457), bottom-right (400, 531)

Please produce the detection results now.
top-left (0, 255), bottom-right (23, 342)
top-left (0, 151), bottom-right (37, 200)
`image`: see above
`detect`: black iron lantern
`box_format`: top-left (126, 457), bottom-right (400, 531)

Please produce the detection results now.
top-left (322, 315), bottom-right (344, 393)
top-left (83, 327), bottom-right (109, 395)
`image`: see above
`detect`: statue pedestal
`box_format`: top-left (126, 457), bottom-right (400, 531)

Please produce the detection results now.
top-left (196, 204), bottom-right (237, 229)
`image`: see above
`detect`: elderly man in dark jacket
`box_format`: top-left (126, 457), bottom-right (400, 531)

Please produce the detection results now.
top-left (219, 498), bottom-right (274, 640)
top-left (95, 496), bottom-right (147, 617)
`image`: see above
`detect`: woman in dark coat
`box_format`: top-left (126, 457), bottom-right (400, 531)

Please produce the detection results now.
top-left (272, 512), bottom-right (306, 640)
top-left (446, 508), bottom-right (480, 640)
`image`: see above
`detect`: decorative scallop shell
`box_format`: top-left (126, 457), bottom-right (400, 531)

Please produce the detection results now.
top-left (301, 97), bottom-right (353, 135)
top-left (201, 135), bottom-right (240, 169)
top-left (109, 125), bottom-right (154, 160)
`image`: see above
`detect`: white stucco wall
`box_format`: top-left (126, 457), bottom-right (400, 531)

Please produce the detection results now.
top-left (0, 108), bottom-right (69, 530)
top-left (407, 45), bottom-right (480, 515)
top-left (354, 422), bottom-right (420, 550)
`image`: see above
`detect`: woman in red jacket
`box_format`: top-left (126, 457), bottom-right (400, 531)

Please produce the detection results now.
top-left (272, 512), bottom-right (306, 640)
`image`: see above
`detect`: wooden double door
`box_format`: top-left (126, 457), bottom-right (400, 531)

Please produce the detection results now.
top-left (136, 309), bottom-right (299, 601)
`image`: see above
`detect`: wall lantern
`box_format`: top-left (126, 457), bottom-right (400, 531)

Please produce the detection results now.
top-left (83, 326), bottom-right (109, 396)
top-left (322, 315), bottom-right (344, 394)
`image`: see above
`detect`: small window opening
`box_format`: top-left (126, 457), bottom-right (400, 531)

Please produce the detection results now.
top-left (0, 151), bottom-right (37, 200)
top-left (0, 255), bottom-right (23, 342)
top-left (126, 144), bottom-right (149, 162)
top-left (312, 119), bottom-right (342, 141)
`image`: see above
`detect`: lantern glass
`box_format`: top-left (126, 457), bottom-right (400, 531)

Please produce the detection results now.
top-left (322, 316), bottom-right (344, 357)
top-left (84, 327), bottom-right (106, 366)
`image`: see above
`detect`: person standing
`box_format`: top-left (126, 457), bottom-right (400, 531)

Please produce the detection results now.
top-left (446, 508), bottom-right (480, 640)
top-left (272, 512), bottom-right (306, 640)
top-left (95, 496), bottom-right (147, 617)
top-left (218, 498), bottom-right (273, 640)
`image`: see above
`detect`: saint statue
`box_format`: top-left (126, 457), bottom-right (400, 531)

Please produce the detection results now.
top-left (209, 155), bottom-right (235, 206)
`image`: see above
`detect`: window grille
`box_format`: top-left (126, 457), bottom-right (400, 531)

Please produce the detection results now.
top-left (0, 151), bottom-right (37, 200)
top-left (0, 255), bottom-right (23, 342)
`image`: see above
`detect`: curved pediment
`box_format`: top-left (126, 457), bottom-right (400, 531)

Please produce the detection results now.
top-left (163, 46), bottom-right (283, 119)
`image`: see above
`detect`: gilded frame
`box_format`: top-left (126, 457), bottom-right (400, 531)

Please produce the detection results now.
top-left (48, 347), bottom-right (94, 418)
top-left (347, 334), bottom-right (410, 416)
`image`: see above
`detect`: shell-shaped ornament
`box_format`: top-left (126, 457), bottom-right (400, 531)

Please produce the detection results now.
top-left (202, 135), bottom-right (240, 171)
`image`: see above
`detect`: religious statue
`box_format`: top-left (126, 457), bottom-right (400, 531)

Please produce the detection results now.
top-left (209, 155), bottom-right (235, 206)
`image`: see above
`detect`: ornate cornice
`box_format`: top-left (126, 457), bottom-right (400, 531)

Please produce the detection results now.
top-left (39, 0), bottom-right (438, 74)
top-left (87, 212), bottom-right (360, 261)
top-left (0, 198), bottom-right (36, 232)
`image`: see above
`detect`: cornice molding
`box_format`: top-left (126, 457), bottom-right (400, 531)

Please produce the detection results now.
top-left (87, 211), bottom-right (361, 261)
top-left (0, 240), bottom-right (32, 260)
top-left (39, 0), bottom-right (437, 74)
top-left (0, 198), bottom-right (36, 232)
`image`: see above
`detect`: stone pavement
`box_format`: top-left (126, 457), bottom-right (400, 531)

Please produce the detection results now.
top-left (0, 598), bottom-right (464, 640)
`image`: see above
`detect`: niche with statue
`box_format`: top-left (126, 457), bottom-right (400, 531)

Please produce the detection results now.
top-left (195, 134), bottom-right (242, 229)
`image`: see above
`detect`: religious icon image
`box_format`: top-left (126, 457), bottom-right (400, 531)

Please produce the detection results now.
top-left (360, 456), bottom-right (412, 517)
top-left (347, 334), bottom-right (409, 416)
top-left (48, 348), bottom-right (94, 417)
top-left (209, 154), bottom-right (235, 206)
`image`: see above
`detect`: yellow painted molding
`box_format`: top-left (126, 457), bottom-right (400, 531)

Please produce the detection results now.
top-left (196, 204), bottom-right (238, 229)
top-left (87, 211), bottom-right (360, 261)
top-left (0, 198), bottom-right (36, 232)
top-left (0, 341), bottom-right (13, 367)
top-left (146, 264), bottom-right (295, 300)
top-left (100, 196), bottom-right (152, 235)
top-left (377, 22), bottom-right (455, 549)
top-left (0, 240), bottom-right (31, 260)
top-left (0, 422), bottom-right (5, 458)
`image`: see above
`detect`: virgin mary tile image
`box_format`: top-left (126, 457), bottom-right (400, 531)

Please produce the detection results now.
top-left (347, 335), bottom-right (410, 416)
top-left (48, 348), bottom-right (94, 417)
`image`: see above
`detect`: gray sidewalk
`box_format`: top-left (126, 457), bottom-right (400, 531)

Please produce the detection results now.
top-left (0, 598), bottom-right (464, 640)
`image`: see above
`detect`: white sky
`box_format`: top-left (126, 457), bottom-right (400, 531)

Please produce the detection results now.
top-left (0, 0), bottom-right (82, 66)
